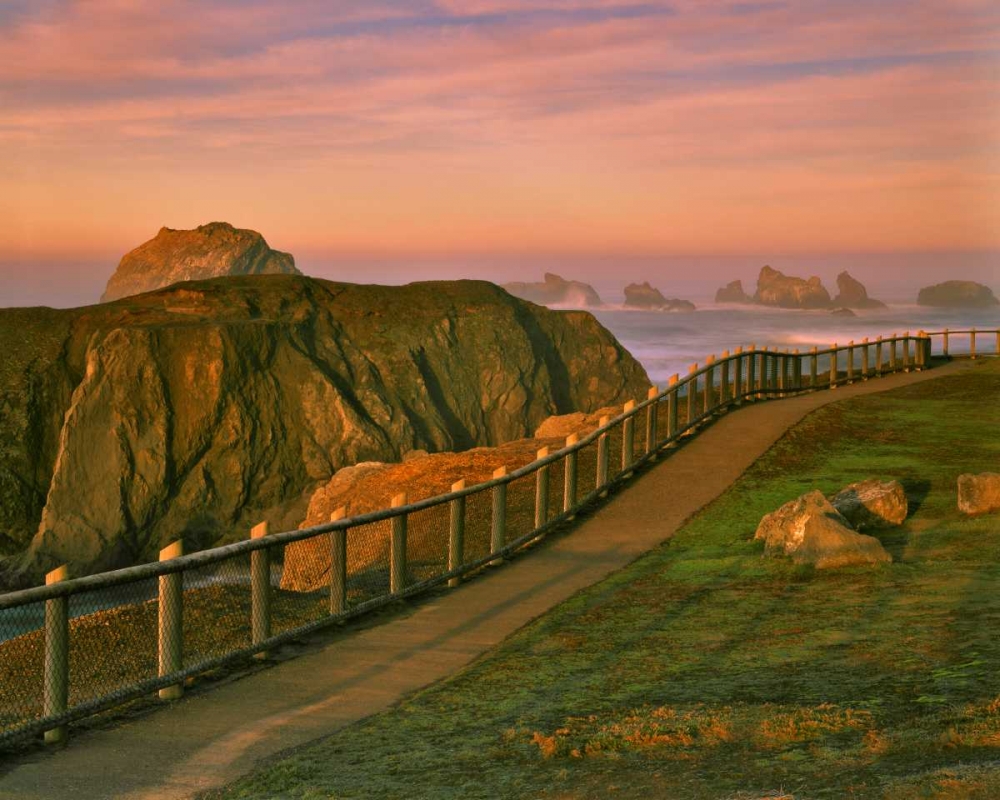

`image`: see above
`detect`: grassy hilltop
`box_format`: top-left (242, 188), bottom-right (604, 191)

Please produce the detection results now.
top-left (214, 360), bottom-right (1000, 799)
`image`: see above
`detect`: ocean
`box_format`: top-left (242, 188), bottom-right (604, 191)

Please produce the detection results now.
top-left (591, 302), bottom-right (1000, 386)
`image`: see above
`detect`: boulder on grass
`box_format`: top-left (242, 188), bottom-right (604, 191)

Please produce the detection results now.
top-left (830, 479), bottom-right (908, 530)
top-left (958, 473), bottom-right (1000, 516)
top-left (755, 490), bottom-right (891, 569)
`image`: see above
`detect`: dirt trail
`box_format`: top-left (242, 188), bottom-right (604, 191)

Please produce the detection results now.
top-left (0, 362), bottom-right (969, 800)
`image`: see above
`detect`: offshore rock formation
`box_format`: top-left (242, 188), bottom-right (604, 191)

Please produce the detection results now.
top-left (917, 281), bottom-right (999, 308)
top-left (101, 222), bottom-right (300, 302)
top-left (715, 280), bottom-right (752, 304)
top-left (623, 282), bottom-right (696, 311)
top-left (754, 266), bottom-right (832, 309)
top-left (832, 271), bottom-right (887, 309)
top-left (502, 273), bottom-right (603, 308)
top-left (0, 276), bottom-right (649, 580)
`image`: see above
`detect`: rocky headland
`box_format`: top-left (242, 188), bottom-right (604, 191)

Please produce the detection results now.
top-left (101, 222), bottom-right (300, 302)
top-left (502, 273), bottom-right (603, 308)
top-left (0, 276), bottom-right (649, 582)
top-left (917, 281), bottom-right (999, 308)
top-left (715, 280), bottom-right (752, 304)
top-left (622, 282), bottom-right (696, 312)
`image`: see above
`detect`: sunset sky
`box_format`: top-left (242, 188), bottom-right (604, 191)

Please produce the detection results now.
top-left (2, 0), bottom-right (999, 306)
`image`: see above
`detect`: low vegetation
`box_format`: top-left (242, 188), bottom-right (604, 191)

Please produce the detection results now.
top-left (211, 361), bottom-right (1000, 799)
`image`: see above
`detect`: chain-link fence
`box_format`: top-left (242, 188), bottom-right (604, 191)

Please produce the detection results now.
top-left (0, 331), bottom-right (981, 746)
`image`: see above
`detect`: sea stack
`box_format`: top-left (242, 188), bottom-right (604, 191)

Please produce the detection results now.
top-left (917, 281), bottom-right (999, 308)
top-left (715, 280), bottom-right (752, 304)
top-left (623, 282), bottom-right (695, 311)
top-left (101, 222), bottom-right (300, 302)
top-left (832, 271), bottom-right (886, 309)
top-left (754, 266), bottom-right (832, 309)
top-left (502, 273), bottom-right (603, 308)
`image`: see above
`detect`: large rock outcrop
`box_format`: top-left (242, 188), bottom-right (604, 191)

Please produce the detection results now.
top-left (502, 273), bottom-right (603, 308)
top-left (0, 276), bottom-right (649, 581)
top-left (715, 280), bottom-right (752, 304)
top-left (832, 272), bottom-right (887, 309)
top-left (958, 473), bottom-right (1000, 516)
top-left (754, 266), bottom-right (832, 309)
top-left (830, 479), bottom-right (907, 530)
top-left (101, 222), bottom-right (300, 302)
top-left (917, 281), bottom-right (999, 309)
top-left (623, 282), bottom-right (695, 312)
top-left (755, 490), bottom-right (891, 569)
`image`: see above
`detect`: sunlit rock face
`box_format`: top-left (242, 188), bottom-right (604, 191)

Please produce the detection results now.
top-left (101, 221), bottom-right (300, 302)
top-left (917, 281), bottom-right (999, 309)
top-left (754, 266), bottom-right (832, 309)
top-left (502, 273), bottom-right (603, 308)
top-left (0, 276), bottom-right (650, 580)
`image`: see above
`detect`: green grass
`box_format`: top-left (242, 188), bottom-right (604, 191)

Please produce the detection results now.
top-left (210, 361), bottom-right (1000, 800)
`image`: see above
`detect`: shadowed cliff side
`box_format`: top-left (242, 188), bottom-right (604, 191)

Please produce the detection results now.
top-left (0, 276), bottom-right (649, 582)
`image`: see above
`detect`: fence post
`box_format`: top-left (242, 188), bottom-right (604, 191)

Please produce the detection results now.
top-left (43, 565), bottom-right (69, 745)
top-left (995, 330), bottom-right (999, 357)
top-left (330, 507), bottom-right (348, 611)
top-left (158, 541), bottom-right (184, 701)
top-left (621, 401), bottom-right (636, 471)
top-left (758, 347), bottom-right (768, 396)
top-left (776, 350), bottom-right (785, 397)
top-left (535, 447), bottom-right (550, 528)
top-left (943, 328), bottom-right (950, 358)
top-left (564, 434), bottom-right (579, 515)
top-left (491, 467), bottom-right (507, 564)
top-left (448, 483), bottom-right (465, 588)
top-left (971, 328), bottom-right (977, 359)
top-left (876, 336), bottom-right (884, 376)
top-left (687, 365), bottom-right (698, 424)
top-left (704, 356), bottom-right (715, 413)
top-left (829, 344), bottom-right (838, 387)
top-left (733, 347), bottom-right (743, 401)
top-left (809, 347), bottom-right (818, 387)
top-left (747, 345), bottom-right (757, 399)
top-left (890, 334), bottom-right (898, 371)
top-left (390, 494), bottom-right (408, 594)
top-left (667, 375), bottom-right (679, 439)
top-left (915, 331), bottom-right (926, 370)
top-left (861, 338), bottom-right (870, 378)
top-left (250, 521), bottom-right (271, 659)
top-left (596, 416), bottom-right (610, 494)
top-left (644, 386), bottom-right (658, 456)
top-left (847, 341), bottom-right (855, 383)
top-left (904, 331), bottom-right (913, 371)
top-left (720, 350), bottom-right (730, 403)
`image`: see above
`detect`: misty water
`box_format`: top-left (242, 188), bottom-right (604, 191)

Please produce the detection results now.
top-left (593, 303), bottom-right (1000, 385)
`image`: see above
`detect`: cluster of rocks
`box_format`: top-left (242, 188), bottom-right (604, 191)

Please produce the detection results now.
top-left (715, 267), bottom-right (886, 315)
top-left (755, 479), bottom-right (906, 569)
top-left (716, 267), bottom-right (998, 311)
top-left (501, 274), bottom-right (697, 312)
top-left (758, 473), bottom-right (1000, 570)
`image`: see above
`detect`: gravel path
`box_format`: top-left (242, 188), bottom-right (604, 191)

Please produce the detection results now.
top-left (0, 362), bottom-right (970, 800)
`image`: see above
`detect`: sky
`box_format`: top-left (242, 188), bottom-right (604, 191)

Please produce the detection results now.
top-left (1, 0), bottom-right (999, 307)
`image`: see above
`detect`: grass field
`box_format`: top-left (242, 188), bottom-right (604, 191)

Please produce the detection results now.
top-left (211, 360), bottom-right (1000, 800)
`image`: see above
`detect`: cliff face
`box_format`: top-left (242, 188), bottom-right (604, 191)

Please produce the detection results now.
top-left (0, 276), bottom-right (649, 580)
top-left (502, 273), bottom-right (603, 308)
top-left (101, 222), bottom-right (300, 302)
top-left (715, 280), bottom-right (751, 304)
